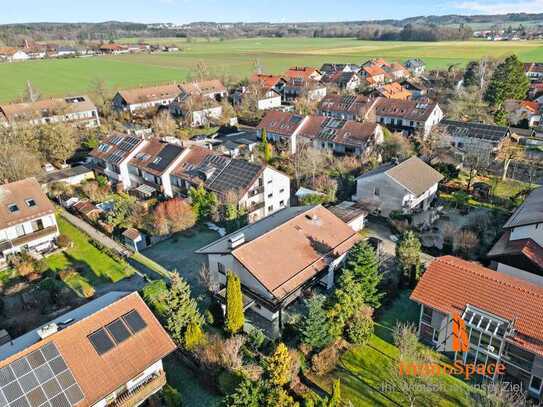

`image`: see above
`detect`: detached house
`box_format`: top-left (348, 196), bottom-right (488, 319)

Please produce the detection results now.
top-left (318, 94), bottom-right (378, 122)
top-left (112, 84), bottom-right (182, 113)
top-left (488, 187), bottom-right (543, 286)
top-left (322, 71), bottom-right (361, 92)
top-left (439, 119), bottom-right (511, 154)
top-left (374, 98), bottom-right (443, 137)
top-left (232, 76), bottom-right (282, 111)
top-left (360, 65), bottom-right (386, 86)
top-left (196, 205), bottom-right (360, 335)
top-left (282, 67), bottom-right (326, 102)
top-left (411, 256), bottom-right (543, 400)
top-left (0, 291), bottom-right (176, 407)
top-left (404, 58), bottom-right (426, 76)
top-left (373, 82), bottom-right (412, 100)
top-left (296, 116), bottom-right (384, 156)
top-left (352, 156), bottom-right (443, 218)
top-left (170, 147), bottom-right (290, 223)
top-left (0, 178), bottom-right (59, 262)
top-left (257, 111), bottom-right (308, 154)
top-left (0, 96), bottom-right (100, 128)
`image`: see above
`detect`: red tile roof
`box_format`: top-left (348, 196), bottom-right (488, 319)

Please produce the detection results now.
top-left (257, 111), bottom-right (306, 137)
top-left (284, 67), bottom-right (321, 81)
top-left (411, 256), bottom-right (543, 357)
top-left (250, 74), bottom-right (283, 89)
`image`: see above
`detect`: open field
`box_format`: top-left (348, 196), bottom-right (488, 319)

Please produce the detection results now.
top-left (1, 37), bottom-right (543, 102)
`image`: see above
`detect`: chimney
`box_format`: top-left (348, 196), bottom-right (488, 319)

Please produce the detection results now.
top-left (228, 233), bottom-right (245, 249)
top-left (37, 323), bottom-right (58, 340)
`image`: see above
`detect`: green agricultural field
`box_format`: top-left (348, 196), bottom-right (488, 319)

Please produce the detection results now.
top-left (1, 37), bottom-right (543, 102)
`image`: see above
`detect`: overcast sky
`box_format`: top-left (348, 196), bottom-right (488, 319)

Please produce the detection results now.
top-left (2, 0), bottom-right (543, 24)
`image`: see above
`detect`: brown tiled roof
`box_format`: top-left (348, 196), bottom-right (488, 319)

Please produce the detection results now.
top-left (375, 97), bottom-right (439, 122)
top-left (0, 96), bottom-right (97, 123)
top-left (297, 115), bottom-right (379, 148)
top-left (232, 205), bottom-right (361, 300)
top-left (117, 84), bottom-right (181, 105)
top-left (249, 74), bottom-right (283, 89)
top-left (318, 94), bottom-right (374, 116)
top-left (0, 47), bottom-right (18, 56)
top-left (284, 67), bottom-right (321, 81)
top-left (362, 65), bottom-right (386, 77)
top-left (0, 178), bottom-right (55, 230)
top-left (0, 292), bottom-right (176, 407)
top-left (411, 256), bottom-right (543, 357)
top-left (179, 80), bottom-right (226, 96)
top-left (487, 230), bottom-right (543, 269)
top-left (128, 139), bottom-right (184, 177)
top-left (377, 82), bottom-right (412, 100)
top-left (171, 145), bottom-right (217, 180)
top-left (257, 111), bottom-right (306, 137)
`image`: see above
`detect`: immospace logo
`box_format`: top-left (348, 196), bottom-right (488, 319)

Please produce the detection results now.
top-left (399, 313), bottom-right (506, 380)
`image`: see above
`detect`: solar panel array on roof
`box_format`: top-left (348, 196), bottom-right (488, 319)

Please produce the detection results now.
top-left (147, 144), bottom-right (183, 173)
top-left (109, 136), bottom-right (123, 145)
top-left (107, 151), bottom-right (125, 165)
top-left (206, 159), bottom-right (262, 195)
top-left (442, 120), bottom-right (509, 142)
top-left (87, 310), bottom-right (147, 356)
top-left (319, 128), bottom-right (336, 140)
top-left (323, 118), bottom-right (346, 129)
top-left (0, 343), bottom-right (84, 407)
top-left (117, 137), bottom-right (140, 152)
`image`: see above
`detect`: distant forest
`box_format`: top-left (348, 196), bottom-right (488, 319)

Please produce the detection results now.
top-left (1, 12), bottom-right (543, 46)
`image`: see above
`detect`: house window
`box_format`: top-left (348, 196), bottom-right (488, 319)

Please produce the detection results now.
top-left (217, 263), bottom-right (226, 274)
top-left (31, 219), bottom-right (44, 232)
top-left (280, 188), bottom-right (285, 193)
top-left (432, 329), bottom-right (439, 344)
top-left (279, 200), bottom-right (285, 207)
top-left (422, 306), bottom-right (432, 325)
top-left (15, 224), bottom-right (25, 237)
top-left (530, 376), bottom-right (543, 394)
top-left (25, 198), bottom-right (37, 208)
top-left (267, 179), bottom-right (272, 184)
top-left (268, 205), bottom-right (273, 212)
top-left (8, 203), bottom-right (19, 213)
top-left (374, 187), bottom-right (380, 197)
top-left (267, 193), bottom-right (273, 198)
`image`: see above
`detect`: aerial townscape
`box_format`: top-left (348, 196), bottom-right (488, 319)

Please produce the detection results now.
top-left (2, 2), bottom-right (543, 407)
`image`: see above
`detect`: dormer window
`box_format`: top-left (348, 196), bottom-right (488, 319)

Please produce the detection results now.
top-left (25, 198), bottom-right (37, 208)
top-left (8, 203), bottom-right (19, 213)
top-left (152, 157), bottom-right (162, 165)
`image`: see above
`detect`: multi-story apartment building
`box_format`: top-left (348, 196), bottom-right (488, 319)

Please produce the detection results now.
top-left (112, 84), bottom-right (182, 113)
top-left (0, 291), bottom-right (176, 407)
top-left (411, 256), bottom-right (543, 401)
top-left (0, 96), bottom-right (100, 128)
top-left (0, 178), bottom-right (59, 262)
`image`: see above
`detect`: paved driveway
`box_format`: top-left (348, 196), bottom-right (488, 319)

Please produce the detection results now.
top-left (141, 226), bottom-right (220, 297)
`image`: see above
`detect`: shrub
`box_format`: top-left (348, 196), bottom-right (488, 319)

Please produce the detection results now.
top-left (81, 285), bottom-right (95, 298)
top-left (346, 306), bottom-right (375, 345)
top-left (310, 340), bottom-right (349, 376)
top-left (162, 384), bottom-right (182, 407)
top-left (184, 321), bottom-right (206, 351)
top-left (217, 370), bottom-right (243, 395)
top-left (56, 234), bottom-right (72, 248)
top-left (246, 326), bottom-right (266, 351)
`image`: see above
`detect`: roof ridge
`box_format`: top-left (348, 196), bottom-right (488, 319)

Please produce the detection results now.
top-left (438, 256), bottom-right (543, 300)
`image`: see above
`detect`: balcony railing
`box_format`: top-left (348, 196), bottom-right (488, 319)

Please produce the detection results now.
top-left (111, 371), bottom-right (167, 407)
top-left (248, 201), bottom-right (265, 213)
top-left (0, 226), bottom-right (58, 252)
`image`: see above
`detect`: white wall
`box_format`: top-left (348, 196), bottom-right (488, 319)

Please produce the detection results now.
top-left (257, 96), bottom-right (282, 110)
top-left (262, 167), bottom-right (290, 218)
top-left (0, 214), bottom-right (58, 255)
top-left (510, 223), bottom-right (543, 247)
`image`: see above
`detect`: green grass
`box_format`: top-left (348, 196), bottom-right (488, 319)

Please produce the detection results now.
top-left (2, 37), bottom-right (543, 102)
top-left (0, 268), bottom-right (16, 286)
top-left (46, 217), bottom-right (134, 287)
top-left (130, 252), bottom-right (172, 279)
top-left (312, 291), bottom-right (474, 406)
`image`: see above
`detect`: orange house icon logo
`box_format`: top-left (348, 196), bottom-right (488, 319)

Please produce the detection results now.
top-left (452, 313), bottom-right (469, 352)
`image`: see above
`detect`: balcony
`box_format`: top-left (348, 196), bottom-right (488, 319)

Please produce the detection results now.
top-left (248, 201), bottom-right (265, 213)
top-left (0, 226), bottom-right (58, 252)
top-left (111, 371), bottom-right (167, 407)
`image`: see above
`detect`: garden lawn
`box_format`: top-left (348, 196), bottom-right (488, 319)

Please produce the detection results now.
top-left (2, 37), bottom-right (543, 101)
top-left (312, 291), bottom-right (474, 406)
top-left (46, 217), bottom-right (134, 291)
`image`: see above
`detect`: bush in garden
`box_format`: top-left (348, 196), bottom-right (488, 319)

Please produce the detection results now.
top-left (310, 340), bottom-right (349, 376)
top-left (162, 384), bottom-right (182, 407)
top-left (56, 234), bottom-right (72, 248)
top-left (81, 285), bottom-right (95, 298)
top-left (346, 306), bottom-right (375, 345)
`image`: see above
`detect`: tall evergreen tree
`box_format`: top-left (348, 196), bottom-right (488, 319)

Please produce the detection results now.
top-left (300, 295), bottom-right (331, 349)
top-left (225, 271), bottom-right (245, 334)
top-left (327, 270), bottom-right (365, 339)
top-left (343, 241), bottom-right (384, 308)
top-left (265, 343), bottom-right (292, 387)
top-left (484, 55), bottom-right (530, 122)
top-left (223, 379), bottom-right (263, 407)
top-left (165, 274), bottom-right (204, 348)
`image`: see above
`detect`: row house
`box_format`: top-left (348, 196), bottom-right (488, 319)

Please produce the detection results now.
top-left (196, 205), bottom-right (360, 336)
top-left (170, 146), bottom-right (290, 223)
top-left (411, 256), bottom-right (543, 400)
top-left (352, 156), bottom-right (443, 219)
top-left (178, 79), bottom-right (227, 101)
top-left (256, 111), bottom-right (308, 154)
top-left (0, 291), bottom-right (176, 407)
top-left (0, 96), bottom-right (100, 128)
top-left (321, 71), bottom-right (362, 92)
top-left (317, 94), bottom-right (378, 122)
top-left (372, 82), bottom-right (412, 100)
top-left (295, 115), bottom-right (384, 156)
top-left (0, 178), bottom-right (59, 262)
top-left (374, 98), bottom-right (443, 137)
top-left (488, 187), bottom-right (543, 286)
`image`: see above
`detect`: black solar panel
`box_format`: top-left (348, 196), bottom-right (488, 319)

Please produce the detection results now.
top-left (118, 137), bottom-right (140, 152)
top-left (147, 144), bottom-right (183, 173)
top-left (106, 319), bottom-right (131, 344)
top-left (108, 151), bottom-right (126, 165)
top-left (88, 329), bottom-right (115, 355)
top-left (122, 310), bottom-right (147, 334)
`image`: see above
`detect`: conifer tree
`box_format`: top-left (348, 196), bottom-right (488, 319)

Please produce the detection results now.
top-left (265, 343), bottom-right (292, 387)
top-left (184, 321), bottom-right (205, 350)
top-left (300, 295), bottom-right (331, 349)
top-left (396, 231), bottom-right (422, 287)
top-left (165, 273), bottom-right (204, 348)
top-left (226, 271), bottom-right (245, 334)
top-left (343, 241), bottom-right (384, 308)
